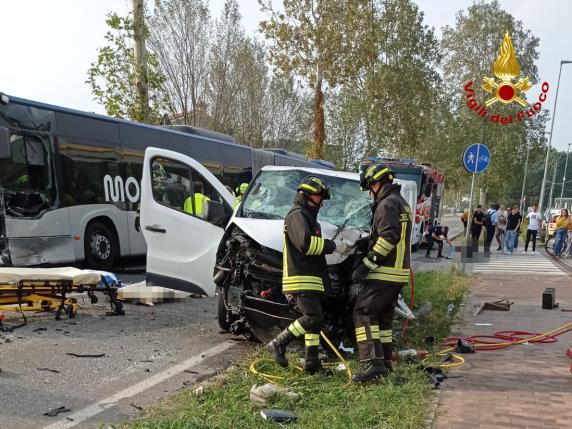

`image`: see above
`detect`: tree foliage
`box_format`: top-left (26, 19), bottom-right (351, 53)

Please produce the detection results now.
top-left (259, 0), bottom-right (370, 159)
top-left (440, 0), bottom-right (546, 205)
top-left (86, 13), bottom-right (165, 122)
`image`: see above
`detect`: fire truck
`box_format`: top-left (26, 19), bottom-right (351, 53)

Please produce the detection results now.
top-left (361, 158), bottom-right (446, 251)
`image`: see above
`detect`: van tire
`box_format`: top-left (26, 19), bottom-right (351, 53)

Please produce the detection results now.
top-left (84, 221), bottom-right (118, 271)
top-left (217, 286), bottom-right (231, 332)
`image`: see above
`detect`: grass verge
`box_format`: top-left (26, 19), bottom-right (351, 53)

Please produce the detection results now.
top-left (126, 272), bottom-right (471, 429)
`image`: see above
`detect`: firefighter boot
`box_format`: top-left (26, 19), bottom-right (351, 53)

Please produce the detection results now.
top-left (352, 359), bottom-right (389, 383)
top-left (303, 346), bottom-right (322, 375)
top-left (267, 329), bottom-right (295, 368)
top-left (382, 343), bottom-right (394, 373)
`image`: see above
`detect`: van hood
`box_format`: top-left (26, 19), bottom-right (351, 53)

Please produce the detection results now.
top-left (230, 217), bottom-right (364, 265)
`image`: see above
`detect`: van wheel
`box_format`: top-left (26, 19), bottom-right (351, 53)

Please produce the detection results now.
top-left (217, 286), bottom-right (232, 332)
top-left (84, 221), bottom-right (118, 271)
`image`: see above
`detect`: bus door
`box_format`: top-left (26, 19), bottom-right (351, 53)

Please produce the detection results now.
top-left (140, 147), bottom-right (234, 296)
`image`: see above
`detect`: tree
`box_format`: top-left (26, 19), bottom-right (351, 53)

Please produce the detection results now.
top-left (259, 0), bottom-right (370, 159)
top-left (440, 0), bottom-right (546, 205)
top-left (326, 0), bottom-right (444, 169)
top-left (87, 13), bottom-right (165, 122)
top-left (147, 0), bottom-right (211, 126)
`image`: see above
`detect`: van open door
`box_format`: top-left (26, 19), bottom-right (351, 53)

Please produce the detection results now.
top-left (140, 147), bottom-right (234, 296)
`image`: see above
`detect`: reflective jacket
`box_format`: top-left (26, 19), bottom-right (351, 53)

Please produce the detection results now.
top-left (183, 193), bottom-right (210, 217)
top-left (363, 183), bottom-right (412, 284)
top-left (282, 194), bottom-right (336, 294)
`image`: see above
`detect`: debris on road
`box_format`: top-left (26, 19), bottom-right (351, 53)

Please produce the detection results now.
top-left (36, 367), bottom-right (60, 373)
top-left (118, 282), bottom-right (191, 306)
top-left (130, 403), bottom-right (143, 411)
top-left (43, 406), bottom-right (71, 417)
top-left (66, 352), bottom-right (106, 358)
top-left (250, 383), bottom-right (299, 405)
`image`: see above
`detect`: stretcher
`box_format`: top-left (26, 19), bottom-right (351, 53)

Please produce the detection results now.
top-left (0, 267), bottom-right (124, 321)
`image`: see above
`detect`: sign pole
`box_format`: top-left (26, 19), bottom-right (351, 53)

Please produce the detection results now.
top-left (465, 144), bottom-right (481, 239)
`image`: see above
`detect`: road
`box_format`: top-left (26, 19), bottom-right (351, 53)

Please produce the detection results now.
top-left (0, 288), bottom-right (253, 428)
top-left (0, 215), bottom-right (463, 428)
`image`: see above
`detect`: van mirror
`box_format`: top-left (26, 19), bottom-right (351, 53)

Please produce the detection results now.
top-left (205, 200), bottom-right (230, 227)
top-left (0, 128), bottom-right (10, 159)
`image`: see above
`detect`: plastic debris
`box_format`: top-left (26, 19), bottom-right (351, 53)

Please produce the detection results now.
top-left (260, 408), bottom-right (298, 422)
top-left (250, 383), bottom-right (299, 405)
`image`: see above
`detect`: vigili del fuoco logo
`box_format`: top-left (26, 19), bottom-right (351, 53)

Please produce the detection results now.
top-left (463, 32), bottom-right (549, 125)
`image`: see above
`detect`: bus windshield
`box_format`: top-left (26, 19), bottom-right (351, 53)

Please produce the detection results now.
top-left (242, 170), bottom-right (371, 231)
top-left (0, 133), bottom-right (56, 217)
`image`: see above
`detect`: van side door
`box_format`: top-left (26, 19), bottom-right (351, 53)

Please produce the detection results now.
top-left (141, 147), bottom-right (234, 296)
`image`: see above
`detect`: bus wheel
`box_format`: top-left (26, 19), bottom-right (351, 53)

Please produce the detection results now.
top-left (85, 221), bottom-right (118, 271)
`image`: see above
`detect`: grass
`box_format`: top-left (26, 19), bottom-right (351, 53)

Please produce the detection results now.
top-left (125, 272), bottom-right (471, 429)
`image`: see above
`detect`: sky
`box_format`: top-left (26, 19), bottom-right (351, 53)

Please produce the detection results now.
top-left (1, 0), bottom-right (571, 152)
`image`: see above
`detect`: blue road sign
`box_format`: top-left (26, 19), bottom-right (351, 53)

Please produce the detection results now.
top-left (463, 143), bottom-right (491, 174)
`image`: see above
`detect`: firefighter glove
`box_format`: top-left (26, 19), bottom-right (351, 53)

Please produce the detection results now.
top-left (352, 262), bottom-right (369, 283)
top-left (334, 239), bottom-right (354, 255)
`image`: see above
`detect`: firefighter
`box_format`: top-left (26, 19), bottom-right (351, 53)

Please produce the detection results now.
top-left (267, 176), bottom-right (352, 374)
top-left (351, 163), bottom-right (412, 382)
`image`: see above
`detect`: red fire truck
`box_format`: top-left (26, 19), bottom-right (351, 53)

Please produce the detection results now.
top-left (362, 158), bottom-right (446, 251)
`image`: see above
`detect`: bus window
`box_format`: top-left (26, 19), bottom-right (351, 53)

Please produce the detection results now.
top-left (0, 133), bottom-right (56, 217)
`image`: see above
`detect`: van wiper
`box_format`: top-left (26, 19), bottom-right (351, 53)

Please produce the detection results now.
top-left (244, 210), bottom-right (281, 220)
top-left (331, 201), bottom-right (371, 240)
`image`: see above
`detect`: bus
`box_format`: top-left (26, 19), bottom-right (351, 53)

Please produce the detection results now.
top-left (362, 157), bottom-right (445, 250)
top-left (0, 93), bottom-right (328, 270)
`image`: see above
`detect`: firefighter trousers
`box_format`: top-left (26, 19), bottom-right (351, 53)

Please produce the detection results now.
top-left (353, 281), bottom-right (403, 361)
top-left (286, 293), bottom-right (324, 348)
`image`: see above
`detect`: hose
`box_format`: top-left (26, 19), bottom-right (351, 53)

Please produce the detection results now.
top-left (249, 330), bottom-right (353, 387)
top-left (423, 322), bottom-right (572, 369)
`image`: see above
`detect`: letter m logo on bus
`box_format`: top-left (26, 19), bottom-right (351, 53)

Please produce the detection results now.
top-left (104, 175), bottom-right (141, 203)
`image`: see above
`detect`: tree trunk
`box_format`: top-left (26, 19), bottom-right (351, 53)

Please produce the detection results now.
top-left (479, 187), bottom-right (487, 207)
top-left (131, 0), bottom-right (150, 123)
top-left (309, 64), bottom-right (325, 159)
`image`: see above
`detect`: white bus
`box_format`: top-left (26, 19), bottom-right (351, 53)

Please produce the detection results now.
top-left (0, 93), bottom-right (329, 270)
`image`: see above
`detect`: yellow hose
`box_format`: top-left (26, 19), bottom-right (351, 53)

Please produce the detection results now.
top-left (249, 330), bottom-right (353, 387)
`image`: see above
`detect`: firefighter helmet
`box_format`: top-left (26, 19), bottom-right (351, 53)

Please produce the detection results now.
top-left (360, 163), bottom-right (395, 191)
top-left (297, 176), bottom-right (331, 200)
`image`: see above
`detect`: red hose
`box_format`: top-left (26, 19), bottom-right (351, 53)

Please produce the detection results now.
top-left (445, 327), bottom-right (572, 351)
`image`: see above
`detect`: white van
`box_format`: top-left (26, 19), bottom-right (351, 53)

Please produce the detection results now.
top-left (140, 148), bottom-right (417, 296)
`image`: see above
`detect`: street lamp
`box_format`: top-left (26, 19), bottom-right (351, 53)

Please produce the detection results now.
top-left (538, 60), bottom-right (572, 214)
top-left (559, 142), bottom-right (572, 201)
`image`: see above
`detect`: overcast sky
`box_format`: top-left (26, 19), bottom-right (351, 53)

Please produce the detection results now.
top-left (1, 0), bottom-right (571, 151)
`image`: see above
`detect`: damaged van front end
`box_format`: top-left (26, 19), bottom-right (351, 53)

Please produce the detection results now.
top-left (214, 166), bottom-right (415, 345)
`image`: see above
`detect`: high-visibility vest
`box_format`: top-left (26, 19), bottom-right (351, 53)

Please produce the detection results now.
top-left (184, 193), bottom-right (210, 217)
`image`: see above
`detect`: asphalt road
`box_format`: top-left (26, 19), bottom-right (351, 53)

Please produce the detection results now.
top-left (0, 291), bottom-right (253, 428)
top-left (0, 215), bottom-right (463, 428)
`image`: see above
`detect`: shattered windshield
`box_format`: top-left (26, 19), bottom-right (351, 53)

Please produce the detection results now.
top-left (242, 170), bottom-right (371, 230)
top-left (0, 133), bottom-right (56, 217)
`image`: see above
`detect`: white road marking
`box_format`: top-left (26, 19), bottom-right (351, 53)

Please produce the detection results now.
top-left (42, 340), bottom-right (235, 429)
top-left (471, 254), bottom-right (566, 276)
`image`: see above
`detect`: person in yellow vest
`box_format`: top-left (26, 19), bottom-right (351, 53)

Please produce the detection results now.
top-left (233, 182), bottom-right (249, 213)
top-left (184, 181), bottom-right (210, 218)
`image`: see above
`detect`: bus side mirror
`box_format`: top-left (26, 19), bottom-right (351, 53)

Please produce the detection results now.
top-left (0, 128), bottom-right (10, 159)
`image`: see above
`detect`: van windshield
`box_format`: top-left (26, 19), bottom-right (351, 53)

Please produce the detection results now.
top-left (242, 170), bottom-right (371, 230)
